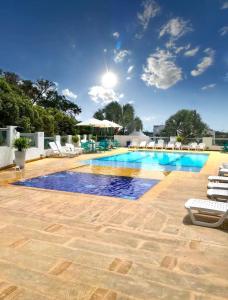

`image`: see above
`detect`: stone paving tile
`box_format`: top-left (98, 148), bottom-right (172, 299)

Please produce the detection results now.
top-left (58, 261), bottom-right (190, 300)
top-left (0, 260), bottom-right (95, 300)
top-left (0, 150), bottom-right (227, 299)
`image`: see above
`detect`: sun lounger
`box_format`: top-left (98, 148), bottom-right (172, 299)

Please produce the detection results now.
top-left (181, 144), bottom-right (190, 150)
top-left (185, 198), bottom-right (228, 228)
top-left (219, 168), bottom-right (228, 176)
top-left (207, 188), bottom-right (228, 201)
top-left (219, 163), bottom-right (228, 170)
top-left (146, 141), bottom-right (155, 149)
top-left (189, 142), bottom-right (197, 150)
top-left (65, 143), bottom-right (83, 154)
top-left (56, 141), bottom-right (78, 157)
top-left (208, 182), bottom-right (228, 189)
top-left (208, 176), bottom-right (228, 183)
top-left (166, 142), bottom-right (175, 150)
top-left (197, 143), bottom-right (206, 151)
top-left (175, 142), bottom-right (182, 150)
top-left (49, 142), bottom-right (65, 157)
top-left (139, 141), bottom-right (147, 148)
top-left (155, 139), bottom-right (164, 149)
top-left (129, 141), bottom-right (138, 148)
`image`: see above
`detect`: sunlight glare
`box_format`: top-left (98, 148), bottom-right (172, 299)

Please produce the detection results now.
top-left (101, 71), bottom-right (118, 89)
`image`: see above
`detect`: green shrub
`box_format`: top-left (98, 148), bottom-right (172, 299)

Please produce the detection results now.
top-left (14, 137), bottom-right (30, 151)
top-left (176, 135), bottom-right (184, 143)
top-left (72, 135), bottom-right (79, 144)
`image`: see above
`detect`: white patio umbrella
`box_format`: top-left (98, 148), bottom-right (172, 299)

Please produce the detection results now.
top-left (76, 118), bottom-right (106, 128)
top-left (101, 120), bottom-right (122, 129)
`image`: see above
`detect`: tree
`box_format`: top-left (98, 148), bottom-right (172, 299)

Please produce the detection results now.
top-left (0, 70), bottom-right (81, 135)
top-left (161, 109), bottom-right (208, 141)
top-left (93, 101), bottom-right (143, 134)
top-left (93, 109), bottom-right (105, 120)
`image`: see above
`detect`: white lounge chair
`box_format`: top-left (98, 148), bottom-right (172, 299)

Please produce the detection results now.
top-left (65, 143), bottom-right (83, 154)
top-left (166, 142), bottom-right (175, 150)
top-left (197, 143), bottom-right (206, 151)
top-left (207, 188), bottom-right (228, 201)
top-left (181, 144), bottom-right (190, 150)
top-left (175, 142), bottom-right (182, 150)
top-left (189, 142), bottom-right (197, 150)
top-left (185, 198), bottom-right (228, 228)
top-left (208, 182), bottom-right (228, 190)
top-left (146, 141), bottom-right (155, 149)
top-left (219, 163), bottom-right (228, 170)
top-left (208, 176), bottom-right (228, 183)
top-left (139, 141), bottom-right (147, 148)
top-left (129, 141), bottom-right (138, 148)
top-left (219, 168), bottom-right (228, 176)
top-left (155, 139), bottom-right (164, 149)
top-left (49, 142), bottom-right (64, 157)
top-left (55, 141), bottom-right (78, 157)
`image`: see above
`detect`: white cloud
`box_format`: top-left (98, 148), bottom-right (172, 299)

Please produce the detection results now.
top-left (201, 83), bottom-right (216, 91)
top-left (137, 0), bottom-right (160, 30)
top-left (221, 1), bottom-right (228, 9)
top-left (127, 65), bottom-right (134, 74)
top-left (141, 49), bottom-right (182, 89)
top-left (166, 41), bottom-right (191, 54)
top-left (114, 50), bottom-right (131, 63)
top-left (219, 26), bottom-right (228, 36)
top-left (191, 48), bottom-right (215, 77)
top-left (128, 100), bottom-right (135, 104)
top-left (62, 88), bottom-right (77, 99)
top-left (184, 46), bottom-right (199, 57)
top-left (126, 76), bottom-right (132, 80)
top-left (88, 86), bottom-right (120, 105)
top-left (119, 93), bottom-right (124, 98)
top-left (113, 32), bottom-right (120, 39)
top-left (159, 17), bottom-right (192, 40)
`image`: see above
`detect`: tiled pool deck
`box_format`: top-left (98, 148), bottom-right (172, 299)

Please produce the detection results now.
top-left (0, 149), bottom-right (227, 299)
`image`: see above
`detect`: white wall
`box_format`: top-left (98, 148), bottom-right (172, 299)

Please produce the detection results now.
top-left (0, 127), bottom-right (45, 168)
top-left (114, 135), bottom-right (150, 147)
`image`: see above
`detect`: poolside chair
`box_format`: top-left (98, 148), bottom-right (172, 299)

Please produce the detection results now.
top-left (197, 143), bottom-right (206, 151)
top-left (55, 141), bottom-right (78, 157)
top-left (181, 144), bottom-right (190, 150)
top-left (219, 163), bottom-right (228, 170)
top-left (146, 141), bottom-right (155, 149)
top-left (208, 182), bottom-right (228, 190)
top-left (129, 141), bottom-right (138, 148)
top-left (166, 142), bottom-right (175, 150)
top-left (65, 143), bottom-right (83, 154)
top-left (185, 198), bottom-right (228, 228)
top-left (175, 142), bottom-right (182, 150)
top-left (139, 141), bottom-right (147, 148)
top-left (49, 142), bottom-right (67, 157)
top-left (219, 168), bottom-right (228, 176)
top-left (155, 139), bottom-right (164, 149)
top-left (207, 188), bottom-right (228, 201)
top-left (208, 176), bottom-right (228, 183)
top-left (189, 142), bottom-right (197, 150)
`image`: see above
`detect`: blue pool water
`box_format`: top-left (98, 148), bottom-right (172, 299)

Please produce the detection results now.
top-left (88, 151), bottom-right (209, 172)
top-left (14, 171), bottom-right (159, 200)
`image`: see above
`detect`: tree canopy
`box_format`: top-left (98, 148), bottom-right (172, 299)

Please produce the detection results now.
top-left (0, 70), bottom-right (81, 135)
top-left (161, 109), bottom-right (209, 140)
top-left (93, 101), bottom-right (143, 134)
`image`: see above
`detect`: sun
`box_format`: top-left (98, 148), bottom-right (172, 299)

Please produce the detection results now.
top-left (101, 71), bottom-right (118, 89)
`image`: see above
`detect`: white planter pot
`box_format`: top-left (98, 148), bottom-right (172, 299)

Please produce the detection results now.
top-left (14, 151), bottom-right (26, 169)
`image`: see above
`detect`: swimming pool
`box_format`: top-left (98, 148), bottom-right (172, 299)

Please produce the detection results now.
top-left (14, 171), bottom-right (159, 200)
top-left (88, 151), bottom-right (209, 172)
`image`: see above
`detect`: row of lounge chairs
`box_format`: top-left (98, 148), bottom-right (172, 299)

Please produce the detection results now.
top-left (49, 141), bottom-right (83, 157)
top-left (129, 140), bottom-right (206, 151)
top-left (185, 162), bottom-right (228, 228)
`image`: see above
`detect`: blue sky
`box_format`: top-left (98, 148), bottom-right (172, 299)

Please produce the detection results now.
top-left (0, 0), bottom-right (228, 131)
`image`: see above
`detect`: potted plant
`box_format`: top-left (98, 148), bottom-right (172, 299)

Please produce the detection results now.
top-left (14, 137), bottom-right (31, 169)
top-left (72, 135), bottom-right (79, 146)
